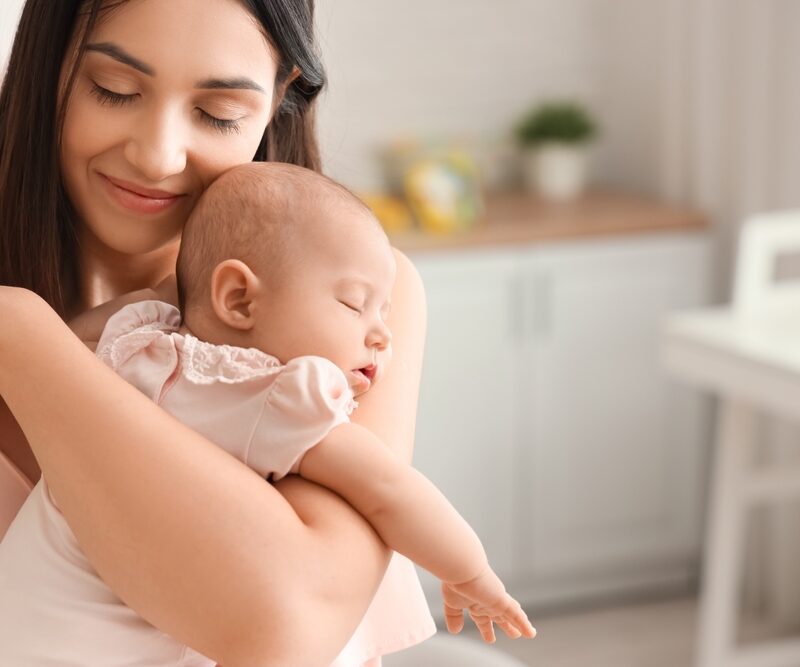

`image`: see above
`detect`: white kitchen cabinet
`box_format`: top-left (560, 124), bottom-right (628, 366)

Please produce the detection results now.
top-left (411, 250), bottom-right (520, 593)
top-left (519, 235), bottom-right (712, 589)
top-left (407, 231), bottom-right (712, 613)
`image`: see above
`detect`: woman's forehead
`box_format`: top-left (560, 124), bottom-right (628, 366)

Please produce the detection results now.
top-left (85, 0), bottom-right (279, 87)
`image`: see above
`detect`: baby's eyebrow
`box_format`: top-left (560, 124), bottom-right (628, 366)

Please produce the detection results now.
top-left (335, 277), bottom-right (370, 291)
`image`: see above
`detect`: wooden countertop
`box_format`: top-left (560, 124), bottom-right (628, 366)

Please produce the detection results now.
top-left (389, 189), bottom-right (709, 253)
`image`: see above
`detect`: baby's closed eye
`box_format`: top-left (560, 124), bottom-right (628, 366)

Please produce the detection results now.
top-left (337, 299), bottom-right (362, 314)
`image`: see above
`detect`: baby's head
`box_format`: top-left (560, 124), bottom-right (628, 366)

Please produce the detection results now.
top-left (176, 162), bottom-right (396, 395)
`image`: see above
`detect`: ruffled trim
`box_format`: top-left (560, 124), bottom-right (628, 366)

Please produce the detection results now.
top-left (344, 394), bottom-right (359, 416)
top-left (96, 300), bottom-right (181, 370)
top-left (178, 334), bottom-right (282, 385)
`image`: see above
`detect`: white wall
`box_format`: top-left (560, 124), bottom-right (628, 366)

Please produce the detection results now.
top-left (315, 0), bottom-right (670, 195)
top-left (0, 0), bottom-right (25, 74)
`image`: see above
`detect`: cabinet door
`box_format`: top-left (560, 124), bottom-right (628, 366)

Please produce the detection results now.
top-left (519, 234), bottom-right (711, 582)
top-left (410, 250), bottom-right (520, 596)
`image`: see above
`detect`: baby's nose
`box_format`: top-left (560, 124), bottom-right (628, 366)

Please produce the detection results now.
top-left (367, 321), bottom-right (392, 350)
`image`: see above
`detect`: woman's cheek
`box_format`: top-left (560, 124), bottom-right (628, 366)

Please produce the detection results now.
top-left (61, 95), bottom-right (123, 175)
top-left (190, 122), bottom-right (268, 183)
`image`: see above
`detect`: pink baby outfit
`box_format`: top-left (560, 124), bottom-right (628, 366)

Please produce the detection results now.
top-left (0, 300), bottom-right (435, 666)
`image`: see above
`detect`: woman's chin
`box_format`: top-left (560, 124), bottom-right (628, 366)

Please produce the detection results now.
top-left (78, 219), bottom-right (182, 259)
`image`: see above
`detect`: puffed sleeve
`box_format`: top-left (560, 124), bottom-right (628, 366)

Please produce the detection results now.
top-left (95, 300), bottom-right (181, 402)
top-left (246, 356), bottom-right (358, 481)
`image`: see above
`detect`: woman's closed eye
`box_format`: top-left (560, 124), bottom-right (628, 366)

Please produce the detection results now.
top-left (90, 82), bottom-right (136, 107)
top-left (89, 83), bottom-right (242, 135)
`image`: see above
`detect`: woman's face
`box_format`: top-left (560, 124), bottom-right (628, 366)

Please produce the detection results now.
top-left (60, 0), bottom-right (280, 257)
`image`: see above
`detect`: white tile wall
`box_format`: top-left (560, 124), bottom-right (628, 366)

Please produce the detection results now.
top-left (315, 0), bottom-right (671, 195)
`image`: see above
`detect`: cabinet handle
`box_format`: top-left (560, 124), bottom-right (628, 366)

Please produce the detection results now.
top-left (531, 272), bottom-right (552, 338)
top-left (508, 274), bottom-right (524, 341)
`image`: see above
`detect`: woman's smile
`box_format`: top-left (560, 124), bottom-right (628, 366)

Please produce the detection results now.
top-left (99, 172), bottom-right (186, 215)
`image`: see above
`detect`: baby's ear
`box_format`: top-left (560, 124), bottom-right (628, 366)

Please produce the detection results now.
top-left (210, 259), bottom-right (260, 331)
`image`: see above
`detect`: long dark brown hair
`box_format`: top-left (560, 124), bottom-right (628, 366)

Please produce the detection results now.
top-left (0, 0), bottom-right (326, 318)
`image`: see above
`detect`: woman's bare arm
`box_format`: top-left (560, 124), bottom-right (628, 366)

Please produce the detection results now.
top-left (0, 249), bottom-right (426, 667)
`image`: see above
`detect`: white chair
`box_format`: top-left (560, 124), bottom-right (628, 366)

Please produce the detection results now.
top-left (384, 634), bottom-right (529, 667)
top-left (732, 209), bottom-right (800, 317)
top-left (664, 209), bottom-right (800, 667)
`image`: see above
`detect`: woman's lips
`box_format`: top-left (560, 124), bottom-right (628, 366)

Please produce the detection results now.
top-left (100, 173), bottom-right (185, 215)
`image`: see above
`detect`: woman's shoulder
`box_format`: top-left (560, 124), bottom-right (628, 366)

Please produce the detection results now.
top-left (390, 247), bottom-right (426, 318)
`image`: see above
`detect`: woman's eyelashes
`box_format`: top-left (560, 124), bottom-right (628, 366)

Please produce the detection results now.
top-left (198, 110), bottom-right (242, 135)
top-left (90, 82), bottom-right (134, 107)
top-left (89, 83), bottom-right (242, 135)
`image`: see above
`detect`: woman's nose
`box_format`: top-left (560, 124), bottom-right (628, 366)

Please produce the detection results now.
top-left (367, 319), bottom-right (392, 351)
top-left (124, 107), bottom-right (187, 182)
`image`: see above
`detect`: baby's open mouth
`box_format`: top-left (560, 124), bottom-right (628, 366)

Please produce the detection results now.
top-left (359, 365), bottom-right (377, 382)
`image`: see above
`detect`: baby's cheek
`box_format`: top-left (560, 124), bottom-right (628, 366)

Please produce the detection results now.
top-left (375, 347), bottom-right (393, 384)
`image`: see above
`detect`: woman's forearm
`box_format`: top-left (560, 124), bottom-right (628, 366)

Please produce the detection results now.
top-left (0, 287), bottom-right (390, 667)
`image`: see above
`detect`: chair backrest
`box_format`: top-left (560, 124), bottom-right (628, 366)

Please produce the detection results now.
top-left (733, 209), bottom-right (800, 316)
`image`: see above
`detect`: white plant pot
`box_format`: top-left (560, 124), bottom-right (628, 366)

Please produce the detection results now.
top-left (523, 142), bottom-right (590, 200)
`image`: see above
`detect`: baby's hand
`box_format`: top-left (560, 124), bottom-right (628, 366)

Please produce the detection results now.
top-left (441, 565), bottom-right (536, 644)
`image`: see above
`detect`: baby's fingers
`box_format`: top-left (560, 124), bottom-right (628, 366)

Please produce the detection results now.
top-left (491, 596), bottom-right (537, 639)
top-left (470, 611), bottom-right (497, 644)
top-left (496, 618), bottom-right (522, 639)
top-left (443, 603), bottom-right (465, 634)
top-left (507, 605), bottom-right (537, 639)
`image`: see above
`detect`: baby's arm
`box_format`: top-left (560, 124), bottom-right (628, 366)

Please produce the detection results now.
top-left (297, 421), bottom-right (536, 643)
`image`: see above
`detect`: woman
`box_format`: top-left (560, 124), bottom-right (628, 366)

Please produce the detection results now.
top-left (0, 1), bottom-right (428, 666)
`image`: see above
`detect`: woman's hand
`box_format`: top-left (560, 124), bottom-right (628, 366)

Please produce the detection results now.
top-left (153, 274), bottom-right (179, 308)
top-left (63, 274), bottom-right (177, 350)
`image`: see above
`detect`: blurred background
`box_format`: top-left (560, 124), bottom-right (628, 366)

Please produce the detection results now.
top-left (3, 2), bottom-right (800, 665)
top-left (311, 3), bottom-right (800, 665)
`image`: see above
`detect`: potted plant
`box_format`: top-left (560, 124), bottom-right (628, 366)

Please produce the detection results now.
top-left (515, 101), bottom-right (598, 200)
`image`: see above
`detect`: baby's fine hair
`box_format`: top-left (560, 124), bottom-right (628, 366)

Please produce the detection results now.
top-left (175, 162), bottom-right (380, 316)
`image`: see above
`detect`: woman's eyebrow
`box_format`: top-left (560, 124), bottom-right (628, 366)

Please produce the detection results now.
top-left (85, 42), bottom-right (265, 94)
top-left (194, 77), bottom-right (265, 94)
top-left (86, 42), bottom-right (154, 76)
